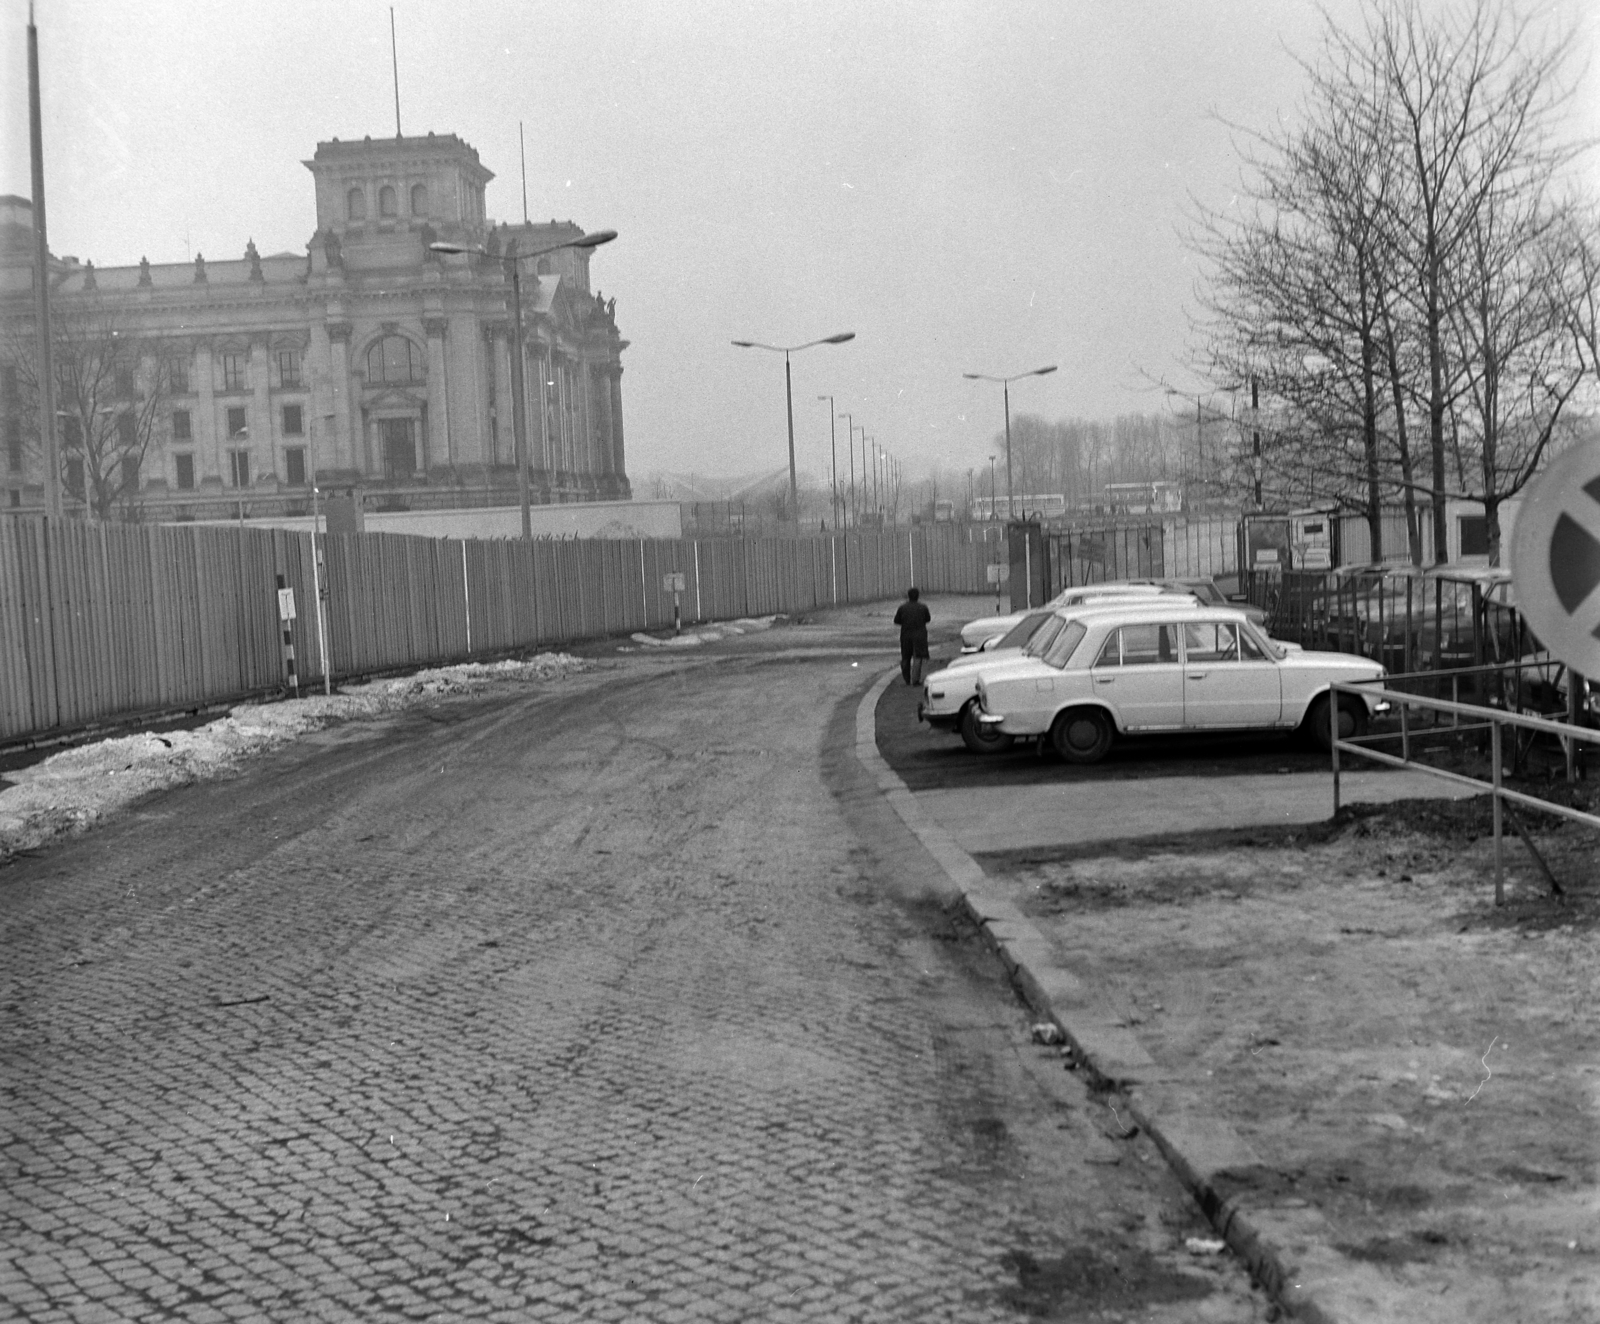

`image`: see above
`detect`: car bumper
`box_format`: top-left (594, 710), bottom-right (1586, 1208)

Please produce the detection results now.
top-left (918, 704), bottom-right (961, 730)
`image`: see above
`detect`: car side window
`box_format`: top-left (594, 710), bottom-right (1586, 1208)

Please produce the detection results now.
top-left (1114, 623), bottom-right (1174, 666)
top-left (1093, 631), bottom-right (1122, 668)
top-left (1183, 622), bottom-right (1241, 663)
top-left (1238, 629), bottom-right (1269, 661)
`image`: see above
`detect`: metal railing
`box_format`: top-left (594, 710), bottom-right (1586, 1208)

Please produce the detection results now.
top-left (1329, 681), bottom-right (1600, 905)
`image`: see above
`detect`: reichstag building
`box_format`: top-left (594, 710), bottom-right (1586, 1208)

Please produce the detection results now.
top-left (0, 132), bottom-right (630, 515)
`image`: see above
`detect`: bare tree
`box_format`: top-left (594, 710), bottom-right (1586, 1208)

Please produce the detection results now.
top-left (1352, 0), bottom-right (1581, 560)
top-left (1190, 0), bottom-right (1590, 563)
top-left (1444, 179), bottom-right (1586, 561)
top-left (3, 298), bottom-right (174, 520)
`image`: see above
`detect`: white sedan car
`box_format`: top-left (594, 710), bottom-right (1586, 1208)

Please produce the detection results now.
top-left (925, 598), bottom-right (1203, 753)
top-left (973, 601), bottom-right (1387, 764)
top-left (960, 582), bottom-right (1185, 652)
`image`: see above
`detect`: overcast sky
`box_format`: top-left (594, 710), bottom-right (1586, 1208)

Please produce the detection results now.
top-left (3, 0), bottom-right (1597, 486)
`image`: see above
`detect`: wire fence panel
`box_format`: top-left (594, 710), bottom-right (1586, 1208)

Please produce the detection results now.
top-left (0, 519), bottom-right (990, 742)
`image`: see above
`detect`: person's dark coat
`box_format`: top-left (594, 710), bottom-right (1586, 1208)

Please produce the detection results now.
top-left (894, 599), bottom-right (931, 658)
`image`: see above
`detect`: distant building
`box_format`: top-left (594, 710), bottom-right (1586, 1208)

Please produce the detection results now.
top-left (0, 133), bottom-right (630, 516)
top-left (1103, 481), bottom-right (1184, 515)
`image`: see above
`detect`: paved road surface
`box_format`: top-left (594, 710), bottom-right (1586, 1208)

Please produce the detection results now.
top-left (2, 608), bottom-right (1268, 1321)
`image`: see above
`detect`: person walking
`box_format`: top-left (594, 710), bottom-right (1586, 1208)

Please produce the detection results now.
top-left (894, 587), bottom-right (932, 686)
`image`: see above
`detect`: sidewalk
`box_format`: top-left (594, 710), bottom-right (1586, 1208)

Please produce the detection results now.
top-left (916, 768), bottom-right (1475, 854)
top-left (861, 660), bottom-right (1600, 1323)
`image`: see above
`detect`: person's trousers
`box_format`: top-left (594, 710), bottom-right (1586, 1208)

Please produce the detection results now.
top-left (901, 644), bottom-right (927, 686)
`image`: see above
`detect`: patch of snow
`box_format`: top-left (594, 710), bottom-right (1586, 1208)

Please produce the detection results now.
top-left (0, 652), bottom-right (588, 863)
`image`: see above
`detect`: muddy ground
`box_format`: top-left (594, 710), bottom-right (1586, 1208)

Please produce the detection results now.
top-left (980, 794), bottom-right (1599, 1321)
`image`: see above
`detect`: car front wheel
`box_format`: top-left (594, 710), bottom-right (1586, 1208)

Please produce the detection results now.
top-left (1051, 707), bottom-right (1114, 765)
top-left (960, 701), bottom-right (1014, 755)
top-left (1306, 694), bottom-right (1368, 751)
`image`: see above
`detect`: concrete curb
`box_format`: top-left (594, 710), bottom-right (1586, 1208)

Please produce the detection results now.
top-left (854, 668), bottom-right (1405, 1324)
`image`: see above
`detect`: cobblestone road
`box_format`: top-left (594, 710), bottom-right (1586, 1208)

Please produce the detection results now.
top-left (3, 611), bottom-right (1269, 1321)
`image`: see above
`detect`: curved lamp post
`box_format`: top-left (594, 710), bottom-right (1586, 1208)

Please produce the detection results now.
top-left (731, 333), bottom-right (855, 523)
top-left (431, 229), bottom-right (617, 540)
top-left (963, 364), bottom-right (1057, 520)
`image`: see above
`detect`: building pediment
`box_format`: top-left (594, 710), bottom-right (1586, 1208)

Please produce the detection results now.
top-left (362, 385), bottom-right (426, 409)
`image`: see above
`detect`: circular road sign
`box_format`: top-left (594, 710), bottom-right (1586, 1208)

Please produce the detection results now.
top-left (1511, 441), bottom-right (1600, 676)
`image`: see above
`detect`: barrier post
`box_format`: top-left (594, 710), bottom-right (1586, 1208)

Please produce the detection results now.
top-left (1491, 722), bottom-right (1504, 906)
top-left (275, 573), bottom-right (299, 698)
top-left (1330, 684), bottom-right (1341, 815)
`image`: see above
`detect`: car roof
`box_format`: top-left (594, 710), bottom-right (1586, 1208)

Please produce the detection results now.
top-left (1049, 599), bottom-right (1221, 625)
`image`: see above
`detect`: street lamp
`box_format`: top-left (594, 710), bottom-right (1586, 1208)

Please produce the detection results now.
top-left (431, 228), bottom-right (617, 540)
top-left (963, 365), bottom-right (1057, 521)
top-left (816, 395), bottom-right (840, 531)
top-left (837, 412), bottom-right (857, 528)
top-left (731, 333), bottom-right (855, 524)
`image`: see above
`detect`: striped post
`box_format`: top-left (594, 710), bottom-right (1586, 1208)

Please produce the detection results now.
top-left (275, 572), bottom-right (299, 697)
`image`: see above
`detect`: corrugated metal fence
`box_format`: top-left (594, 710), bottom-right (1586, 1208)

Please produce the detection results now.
top-left (1040, 515), bottom-right (1241, 590)
top-left (1, 518), bottom-right (989, 742)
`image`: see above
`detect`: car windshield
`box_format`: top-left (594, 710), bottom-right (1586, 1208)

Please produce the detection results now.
top-left (994, 611), bottom-right (1054, 650)
top-left (1023, 616), bottom-right (1069, 657)
top-left (1040, 619), bottom-right (1088, 669)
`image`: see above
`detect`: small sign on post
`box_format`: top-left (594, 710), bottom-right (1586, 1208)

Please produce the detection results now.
top-left (664, 572), bottom-right (687, 635)
top-left (277, 587), bottom-right (297, 621)
top-left (986, 561), bottom-right (1008, 610)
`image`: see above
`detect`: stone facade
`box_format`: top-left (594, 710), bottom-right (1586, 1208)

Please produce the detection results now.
top-left (0, 133), bottom-right (630, 514)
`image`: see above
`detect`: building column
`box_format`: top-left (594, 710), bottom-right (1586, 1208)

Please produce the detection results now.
top-left (529, 335), bottom-right (551, 487)
top-left (423, 317), bottom-right (449, 474)
top-left (577, 357), bottom-right (596, 493)
top-left (326, 321), bottom-right (356, 475)
top-left (250, 340), bottom-right (273, 479)
top-left (609, 366), bottom-right (627, 491)
top-left (195, 339), bottom-right (219, 485)
top-left (487, 323), bottom-right (513, 471)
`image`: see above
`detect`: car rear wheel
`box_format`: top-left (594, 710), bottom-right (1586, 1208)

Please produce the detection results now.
top-left (960, 701), bottom-right (1014, 755)
top-left (1051, 707), bottom-right (1114, 765)
top-left (1305, 694), bottom-right (1368, 751)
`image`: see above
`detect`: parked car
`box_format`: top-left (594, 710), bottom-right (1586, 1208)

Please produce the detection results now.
top-left (1320, 564), bottom-right (1518, 674)
top-left (1157, 576), bottom-right (1267, 628)
top-left (972, 600), bottom-right (1388, 764)
top-left (959, 582), bottom-right (1187, 652)
top-left (924, 599), bottom-right (1204, 753)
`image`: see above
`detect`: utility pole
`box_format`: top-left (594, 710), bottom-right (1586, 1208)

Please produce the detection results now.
top-left (28, 3), bottom-right (61, 519)
top-left (1251, 376), bottom-right (1262, 509)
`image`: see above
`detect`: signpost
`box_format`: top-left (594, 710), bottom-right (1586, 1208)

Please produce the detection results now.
top-left (275, 577), bottom-right (299, 698)
top-left (1510, 443), bottom-right (1600, 677)
top-left (1511, 443), bottom-right (1600, 776)
top-left (664, 572), bottom-right (687, 635)
top-left (986, 561), bottom-right (1008, 611)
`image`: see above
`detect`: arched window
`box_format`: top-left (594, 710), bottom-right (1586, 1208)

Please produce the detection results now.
top-left (410, 183), bottom-right (428, 216)
top-left (379, 185), bottom-right (397, 217)
top-left (347, 187), bottom-right (366, 221)
top-left (366, 335), bottom-right (423, 384)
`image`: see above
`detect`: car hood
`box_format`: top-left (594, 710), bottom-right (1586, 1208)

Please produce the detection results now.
top-left (972, 656), bottom-right (1058, 688)
top-left (1281, 648), bottom-right (1385, 677)
top-left (928, 646), bottom-right (1025, 679)
top-left (961, 613), bottom-right (1021, 641)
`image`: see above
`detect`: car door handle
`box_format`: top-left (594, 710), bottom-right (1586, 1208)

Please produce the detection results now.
top-left (1187, 671), bottom-right (1207, 680)
top-left (1094, 675), bottom-right (1115, 684)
